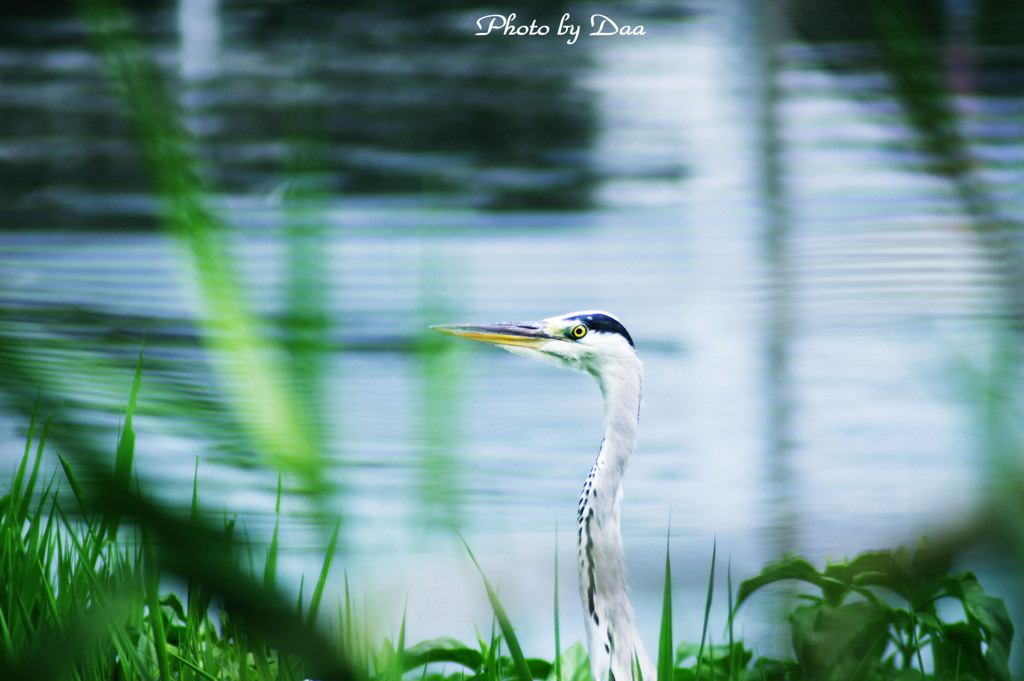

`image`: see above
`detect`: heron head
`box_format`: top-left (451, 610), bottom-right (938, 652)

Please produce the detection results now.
top-left (431, 310), bottom-right (638, 378)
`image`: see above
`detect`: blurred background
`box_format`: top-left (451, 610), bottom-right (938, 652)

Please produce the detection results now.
top-left (2, 0), bottom-right (1024, 672)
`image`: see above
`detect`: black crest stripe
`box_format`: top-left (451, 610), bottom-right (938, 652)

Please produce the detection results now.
top-left (569, 313), bottom-right (635, 348)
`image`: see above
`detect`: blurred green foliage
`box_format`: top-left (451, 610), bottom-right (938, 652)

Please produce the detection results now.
top-left (0, 357), bottom-right (353, 681)
top-left (733, 546), bottom-right (1014, 681)
top-left (76, 0), bottom-right (329, 497)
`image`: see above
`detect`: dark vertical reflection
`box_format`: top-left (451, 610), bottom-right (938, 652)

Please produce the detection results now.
top-left (748, 0), bottom-right (798, 601)
top-left (787, 0), bottom-right (1024, 328)
top-left (749, 0), bottom-right (797, 558)
top-left (865, 0), bottom-right (1024, 330)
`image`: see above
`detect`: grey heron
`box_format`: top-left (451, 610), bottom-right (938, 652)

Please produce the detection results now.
top-left (432, 311), bottom-right (654, 681)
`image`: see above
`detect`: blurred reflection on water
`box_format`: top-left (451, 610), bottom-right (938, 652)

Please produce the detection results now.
top-left (2, 0), bottom-right (1024, 662)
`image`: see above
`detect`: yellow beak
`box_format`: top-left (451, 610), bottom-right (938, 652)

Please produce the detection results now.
top-left (430, 321), bottom-right (555, 348)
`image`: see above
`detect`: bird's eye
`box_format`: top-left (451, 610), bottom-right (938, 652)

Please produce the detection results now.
top-left (570, 324), bottom-right (588, 339)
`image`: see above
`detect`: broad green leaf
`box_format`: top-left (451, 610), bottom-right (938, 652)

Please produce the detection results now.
top-left (913, 610), bottom-right (942, 631)
top-left (526, 658), bottom-right (554, 679)
top-left (552, 642), bottom-right (590, 681)
top-left (958, 580), bottom-right (1014, 681)
top-left (790, 601), bottom-right (889, 681)
top-left (674, 641), bottom-right (703, 665)
top-left (932, 621), bottom-right (986, 680)
top-left (748, 657), bottom-right (802, 681)
top-left (733, 554), bottom-right (840, 613)
top-left (960, 580), bottom-right (1014, 645)
top-left (160, 593), bottom-right (187, 623)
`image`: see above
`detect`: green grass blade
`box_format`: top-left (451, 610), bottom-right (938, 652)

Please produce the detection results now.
top-left (237, 628), bottom-right (251, 681)
top-left (0, 606), bottom-right (13, 668)
top-left (459, 533), bottom-right (532, 681)
top-left (695, 537), bottom-right (716, 680)
top-left (727, 556), bottom-right (735, 680)
top-left (116, 347), bottom-right (144, 487)
top-left (485, 618), bottom-right (499, 681)
top-left (265, 474), bottom-right (282, 590)
top-left (142, 528), bottom-right (172, 681)
top-left (392, 599), bottom-right (408, 681)
top-left (344, 571), bottom-right (353, 656)
top-left (105, 347), bottom-right (144, 541)
top-left (55, 450), bottom-right (86, 513)
top-left (190, 459), bottom-right (201, 521)
top-left (252, 633), bottom-right (275, 680)
top-left (21, 391), bottom-right (40, 461)
top-left (307, 516), bottom-right (341, 628)
top-left (16, 415), bottom-right (50, 523)
top-left (168, 650), bottom-right (219, 681)
top-left (657, 525), bottom-right (673, 681)
top-left (10, 393), bottom-right (41, 514)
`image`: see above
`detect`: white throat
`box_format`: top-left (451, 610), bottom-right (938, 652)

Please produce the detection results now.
top-left (576, 350), bottom-right (653, 681)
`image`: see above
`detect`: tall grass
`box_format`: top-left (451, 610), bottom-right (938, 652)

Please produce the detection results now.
top-left (0, 356), bottom-right (353, 681)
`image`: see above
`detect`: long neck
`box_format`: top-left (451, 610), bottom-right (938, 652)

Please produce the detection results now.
top-left (595, 365), bottom-right (641, 482)
top-left (577, 355), bottom-right (654, 681)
